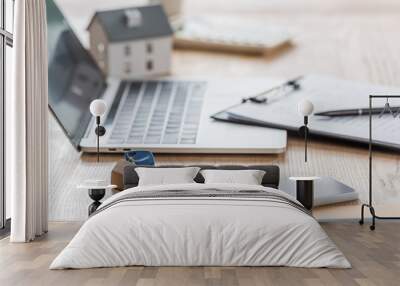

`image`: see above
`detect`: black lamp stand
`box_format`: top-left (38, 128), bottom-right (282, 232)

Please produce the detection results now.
top-left (298, 116), bottom-right (309, 163)
top-left (94, 116), bottom-right (106, 162)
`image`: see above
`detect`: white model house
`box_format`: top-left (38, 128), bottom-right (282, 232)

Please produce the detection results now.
top-left (87, 5), bottom-right (173, 79)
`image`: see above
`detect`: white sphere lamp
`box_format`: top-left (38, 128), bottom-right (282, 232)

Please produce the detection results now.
top-left (298, 99), bottom-right (314, 117)
top-left (90, 99), bottom-right (107, 117)
top-left (297, 99), bottom-right (314, 162)
top-left (89, 99), bottom-right (108, 162)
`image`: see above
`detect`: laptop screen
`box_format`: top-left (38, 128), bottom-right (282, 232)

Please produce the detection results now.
top-left (47, 0), bottom-right (106, 149)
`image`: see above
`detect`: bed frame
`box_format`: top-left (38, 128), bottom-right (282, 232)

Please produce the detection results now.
top-left (123, 165), bottom-right (280, 190)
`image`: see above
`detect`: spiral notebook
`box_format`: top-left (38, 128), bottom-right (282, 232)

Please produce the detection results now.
top-left (212, 74), bottom-right (400, 150)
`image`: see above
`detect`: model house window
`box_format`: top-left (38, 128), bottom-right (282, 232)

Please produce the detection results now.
top-left (125, 62), bottom-right (131, 74)
top-left (124, 45), bottom-right (131, 56)
top-left (146, 60), bottom-right (153, 71)
top-left (0, 0), bottom-right (14, 231)
top-left (146, 43), bottom-right (152, 54)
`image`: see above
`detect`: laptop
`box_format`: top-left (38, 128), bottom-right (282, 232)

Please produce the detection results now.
top-left (47, 0), bottom-right (287, 154)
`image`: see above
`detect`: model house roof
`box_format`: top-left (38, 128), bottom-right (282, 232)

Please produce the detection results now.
top-left (88, 5), bottom-right (173, 43)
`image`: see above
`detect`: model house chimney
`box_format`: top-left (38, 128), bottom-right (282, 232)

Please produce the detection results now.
top-left (124, 9), bottom-right (142, 28)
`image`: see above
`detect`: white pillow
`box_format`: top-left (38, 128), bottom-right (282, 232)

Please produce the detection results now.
top-left (200, 169), bottom-right (266, 185)
top-left (136, 167), bottom-right (200, 186)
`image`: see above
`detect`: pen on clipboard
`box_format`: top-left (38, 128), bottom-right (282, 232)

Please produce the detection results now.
top-left (315, 106), bottom-right (400, 117)
top-left (241, 75), bottom-right (303, 104)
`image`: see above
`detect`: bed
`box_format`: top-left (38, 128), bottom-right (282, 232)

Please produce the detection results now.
top-left (50, 165), bottom-right (350, 269)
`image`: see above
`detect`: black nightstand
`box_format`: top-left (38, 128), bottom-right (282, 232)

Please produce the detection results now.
top-left (78, 182), bottom-right (117, 216)
top-left (289, 177), bottom-right (318, 210)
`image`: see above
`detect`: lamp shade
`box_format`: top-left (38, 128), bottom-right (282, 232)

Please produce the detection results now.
top-left (90, 99), bottom-right (107, 116)
top-left (298, 99), bottom-right (314, 116)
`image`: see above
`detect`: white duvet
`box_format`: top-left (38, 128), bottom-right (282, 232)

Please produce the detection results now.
top-left (50, 183), bottom-right (350, 269)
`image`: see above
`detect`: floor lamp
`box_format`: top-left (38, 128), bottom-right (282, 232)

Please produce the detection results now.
top-left (89, 99), bottom-right (107, 162)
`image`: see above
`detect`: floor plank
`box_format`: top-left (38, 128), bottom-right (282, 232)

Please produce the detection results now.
top-left (1, 222), bottom-right (399, 286)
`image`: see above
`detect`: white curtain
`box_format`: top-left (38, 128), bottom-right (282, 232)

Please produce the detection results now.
top-left (8, 0), bottom-right (48, 242)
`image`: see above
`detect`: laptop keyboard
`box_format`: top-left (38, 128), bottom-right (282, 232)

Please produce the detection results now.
top-left (107, 81), bottom-right (206, 145)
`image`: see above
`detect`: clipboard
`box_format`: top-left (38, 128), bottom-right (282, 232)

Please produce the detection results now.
top-left (211, 74), bottom-right (400, 150)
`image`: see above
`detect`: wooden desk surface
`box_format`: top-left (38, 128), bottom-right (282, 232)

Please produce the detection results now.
top-left (50, 0), bottom-right (400, 221)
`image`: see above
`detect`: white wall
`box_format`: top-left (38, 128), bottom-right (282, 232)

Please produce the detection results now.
top-left (108, 37), bottom-right (172, 79)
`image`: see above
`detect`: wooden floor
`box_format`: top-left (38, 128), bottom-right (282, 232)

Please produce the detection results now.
top-left (0, 221), bottom-right (399, 286)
